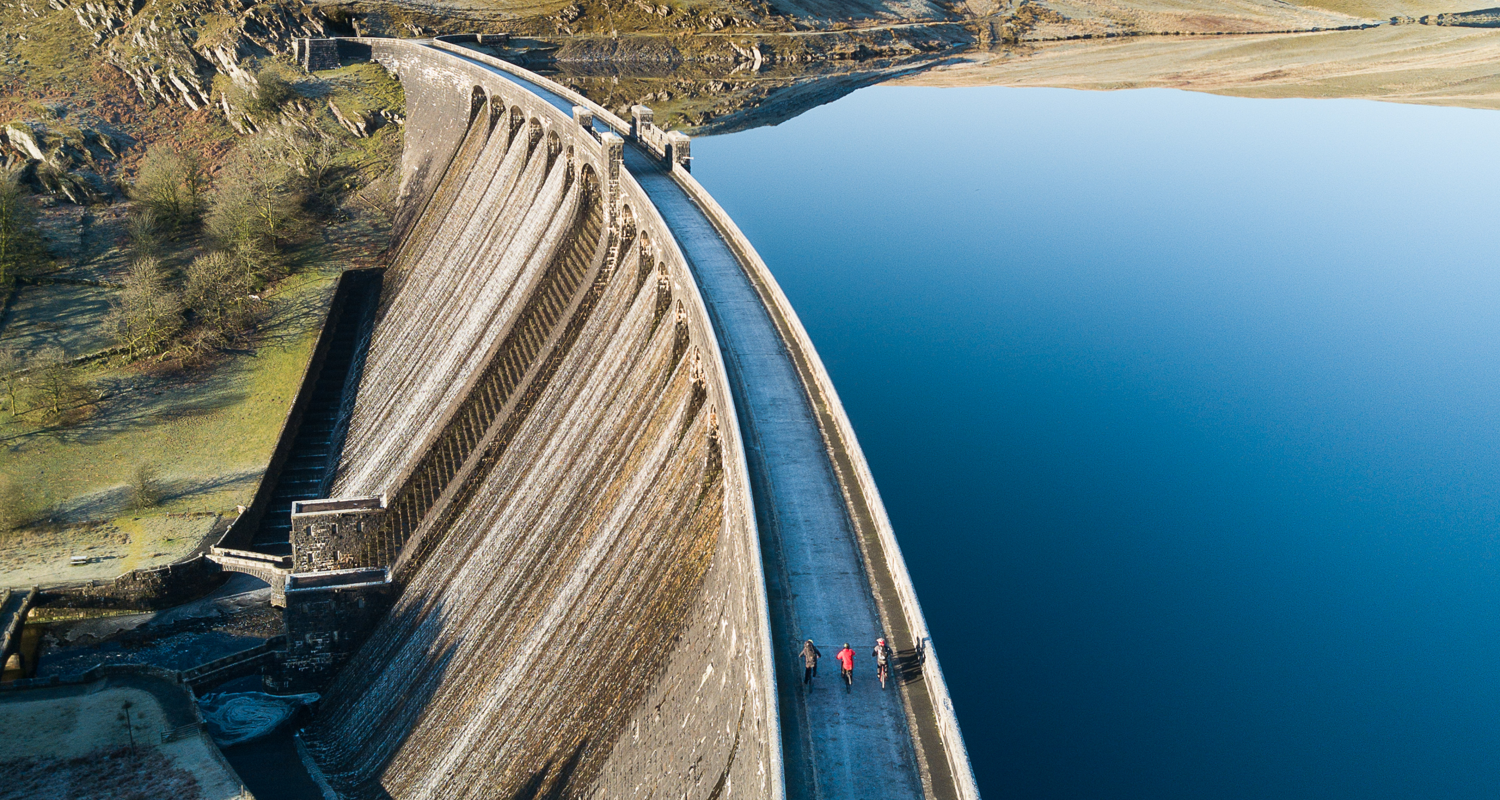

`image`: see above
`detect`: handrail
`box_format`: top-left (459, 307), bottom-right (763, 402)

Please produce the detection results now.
top-left (0, 587), bottom-right (35, 666)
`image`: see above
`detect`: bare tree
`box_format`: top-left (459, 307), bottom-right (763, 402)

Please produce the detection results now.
top-left (0, 171), bottom-right (43, 287)
top-left (112, 256), bottom-right (183, 360)
top-left (206, 137), bottom-right (307, 264)
top-left (130, 146), bottom-right (205, 235)
top-left (185, 250), bottom-right (255, 339)
top-left (283, 127), bottom-right (343, 196)
top-left (0, 348), bottom-right (23, 415)
top-left (128, 463), bottom-right (164, 510)
top-left (31, 346), bottom-right (89, 419)
top-left (126, 207), bottom-right (165, 260)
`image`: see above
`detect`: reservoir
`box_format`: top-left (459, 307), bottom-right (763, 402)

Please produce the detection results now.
top-left (691, 86), bottom-right (1500, 799)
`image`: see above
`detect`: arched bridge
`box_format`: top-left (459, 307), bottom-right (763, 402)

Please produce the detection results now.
top-left (213, 36), bottom-right (978, 800)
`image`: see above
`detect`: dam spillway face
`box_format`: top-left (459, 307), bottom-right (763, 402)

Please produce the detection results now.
top-left (294, 42), bottom-right (776, 800)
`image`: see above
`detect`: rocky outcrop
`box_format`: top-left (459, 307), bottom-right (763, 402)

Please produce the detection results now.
top-left (327, 97), bottom-right (371, 137)
top-left (60, 0), bottom-right (329, 111)
top-left (0, 118), bottom-right (124, 203)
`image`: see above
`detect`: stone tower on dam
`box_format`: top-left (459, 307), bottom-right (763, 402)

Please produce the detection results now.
top-left (209, 36), bottom-right (980, 800)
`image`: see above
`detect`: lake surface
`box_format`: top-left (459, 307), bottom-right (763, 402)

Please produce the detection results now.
top-left (691, 86), bottom-right (1500, 799)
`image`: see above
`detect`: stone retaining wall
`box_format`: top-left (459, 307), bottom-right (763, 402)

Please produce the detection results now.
top-left (35, 556), bottom-right (225, 612)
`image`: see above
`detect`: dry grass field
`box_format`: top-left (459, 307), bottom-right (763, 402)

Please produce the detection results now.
top-left (899, 25), bottom-right (1500, 109)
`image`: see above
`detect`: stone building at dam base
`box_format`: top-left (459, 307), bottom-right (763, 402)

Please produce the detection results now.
top-left (193, 35), bottom-right (982, 800)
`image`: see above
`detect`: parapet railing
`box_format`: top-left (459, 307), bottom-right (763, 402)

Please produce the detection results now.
top-left (180, 634), bottom-right (288, 688)
top-left (291, 497), bottom-right (383, 515)
top-left (595, 96), bottom-right (787, 800)
top-left (0, 587), bottom-right (36, 667)
top-left (669, 149), bottom-right (983, 800)
top-left (286, 567), bottom-right (390, 592)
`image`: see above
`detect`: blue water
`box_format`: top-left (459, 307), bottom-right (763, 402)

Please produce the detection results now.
top-left (691, 86), bottom-right (1500, 799)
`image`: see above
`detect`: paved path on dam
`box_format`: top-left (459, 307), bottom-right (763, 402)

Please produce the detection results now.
top-left (622, 150), bottom-right (927, 800)
top-left (457, 50), bottom-right (928, 800)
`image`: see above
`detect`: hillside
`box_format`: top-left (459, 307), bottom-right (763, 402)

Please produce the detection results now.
top-left (899, 24), bottom-right (1500, 109)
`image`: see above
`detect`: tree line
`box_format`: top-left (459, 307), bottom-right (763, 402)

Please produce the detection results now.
top-left (115, 127), bottom-right (337, 361)
top-left (0, 120), bottom-right (348, 429)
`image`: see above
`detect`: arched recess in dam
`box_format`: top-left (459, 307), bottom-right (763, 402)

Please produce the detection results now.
top-left (288, 40), bottom-right (781, 800)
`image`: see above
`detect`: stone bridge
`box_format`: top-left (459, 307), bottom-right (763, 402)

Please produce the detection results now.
top-left (211, 36), bottom-right (978, 800)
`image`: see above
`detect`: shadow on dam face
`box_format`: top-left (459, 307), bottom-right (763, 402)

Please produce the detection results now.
top-left (290, 53), bottom-right (762, 800)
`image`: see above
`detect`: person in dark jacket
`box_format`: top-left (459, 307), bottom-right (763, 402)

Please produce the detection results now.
top-left (873, 637), bottom-right (895, 689)
top-left (800, 640), bottom-right (821, 686)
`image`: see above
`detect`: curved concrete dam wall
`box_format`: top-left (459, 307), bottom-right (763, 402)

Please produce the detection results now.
top-left (300, 39), bottom-right (780, 800)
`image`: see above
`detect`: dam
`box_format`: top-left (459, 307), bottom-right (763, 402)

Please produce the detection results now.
top-left (209, 36), bottom-right (979, 800)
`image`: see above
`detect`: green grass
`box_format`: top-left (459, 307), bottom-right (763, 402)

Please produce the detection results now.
top-left (0, 6), bottom-right (98, 101)
top-left (0, 262), bottom-right (337, 586)
top-left (0, 0), bottom-right (400, 588)
top-left (0, 191), bottom-right (391, 590)
top-left (321, 61), bottom-right (407, 125)
top-left (0, 283), bottom-right (119, 362)
top-left (0, 267), bottom-right (336, 518)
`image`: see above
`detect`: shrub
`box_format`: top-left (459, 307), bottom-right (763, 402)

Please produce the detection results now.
top-left (248, 70), bottom-right (298, 119)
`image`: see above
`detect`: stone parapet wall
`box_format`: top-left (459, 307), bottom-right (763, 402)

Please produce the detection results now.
top-left (295, 38), bottom-right (340, 71)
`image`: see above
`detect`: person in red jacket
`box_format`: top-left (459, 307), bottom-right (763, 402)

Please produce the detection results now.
top-left (836, 643), bottom-right (855, 692)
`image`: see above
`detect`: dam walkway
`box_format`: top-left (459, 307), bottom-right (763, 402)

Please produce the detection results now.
top-left (625, 148), bottom-right (933, 800)
top-left (448, 50), bottom-right (947, 800)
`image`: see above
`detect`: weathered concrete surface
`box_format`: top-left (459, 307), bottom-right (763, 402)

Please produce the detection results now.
top-left (305, 37), bottom-right (981, 800)
top-left (449, 45), bottom-right (960, 800)
top-left (292, 38), bottom-right (780, 800)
